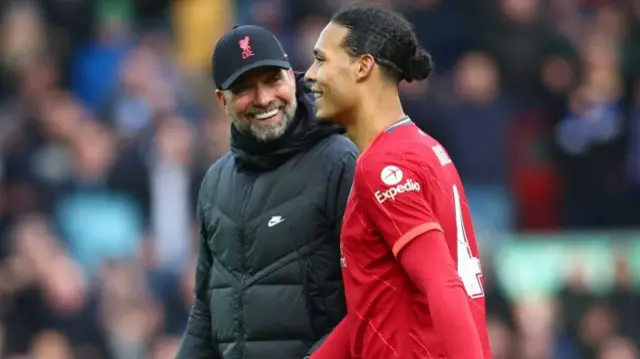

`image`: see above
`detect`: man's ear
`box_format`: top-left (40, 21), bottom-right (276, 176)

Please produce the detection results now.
top-left (355, 54), bottom-right (375, 81)
top-left (215, 90), bottom-right (229, 113)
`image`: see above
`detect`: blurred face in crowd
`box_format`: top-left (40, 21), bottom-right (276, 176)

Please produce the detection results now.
top-left (1, 2), bottom-right (45, 68)
top-left (599, 338), bottom-right (638, 359)
top-left (216, 67), bottom-right (297, 142)
top-left (501, 0), bottom-right (539, 24)
top-left (39, 91), bottom-right (84, 140)
top-left (305, 23), bottom-right (363, 124)
top-left (156, 116), bottom-right (193, 164)
top-left (30, 331), bottom-right (73, 359)
top-left (454, 52), bottom-right (500, 103)
top-left (121, 46), bottom-right (161, 93)
top-left (71, 122), bottom-right (116, 181)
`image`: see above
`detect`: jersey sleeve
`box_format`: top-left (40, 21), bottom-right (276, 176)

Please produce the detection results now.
top-left (354, 153), bottom-right (443, 257)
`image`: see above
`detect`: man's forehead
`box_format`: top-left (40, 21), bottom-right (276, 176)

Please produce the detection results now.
top-left (315, 22), bottom-right (349, 54)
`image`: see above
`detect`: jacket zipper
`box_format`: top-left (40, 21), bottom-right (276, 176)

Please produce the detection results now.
top-left (237, 182), bottom-right (253, 359)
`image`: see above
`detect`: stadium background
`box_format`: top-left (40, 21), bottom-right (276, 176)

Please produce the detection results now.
top-left (0, 0), bottom-right (639, 358)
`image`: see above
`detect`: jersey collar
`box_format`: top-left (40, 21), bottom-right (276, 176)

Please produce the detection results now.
top-left (385, 116), bottom-right (412, 133)
top-left (359, 116), bottom-right (413, 159)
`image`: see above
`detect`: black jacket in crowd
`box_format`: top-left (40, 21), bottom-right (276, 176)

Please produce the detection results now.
top-left (176, 74), bottom-right (358, 359)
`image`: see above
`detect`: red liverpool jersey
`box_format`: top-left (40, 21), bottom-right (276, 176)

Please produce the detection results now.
top-left (339, 117), bottom-right (490, 358)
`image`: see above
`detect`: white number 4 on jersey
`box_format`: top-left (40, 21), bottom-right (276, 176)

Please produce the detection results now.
top-left (453, 185), bottom-right (485, 299)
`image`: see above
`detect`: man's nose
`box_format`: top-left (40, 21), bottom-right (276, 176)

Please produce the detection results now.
top-left (304, 65), bottom-right (315, 82)
top-left (254, 84), bottom-right (275, 107)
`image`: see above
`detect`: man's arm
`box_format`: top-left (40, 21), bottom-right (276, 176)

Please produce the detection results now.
top-left (398, 230), bottom-right (485, 358)
top-left (356, 155), bottom-right (484, 359)
top-left (325, 150), bottom-right (357, 231)
top-left (176, 192), bottom-right (220, 359)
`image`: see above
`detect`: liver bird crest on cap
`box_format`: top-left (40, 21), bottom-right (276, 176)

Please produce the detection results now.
top-left (239, 36), bottom-right (254, 59)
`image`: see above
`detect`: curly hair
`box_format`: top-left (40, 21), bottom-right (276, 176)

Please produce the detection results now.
top-left (331, 3), bottom-right (433, 83)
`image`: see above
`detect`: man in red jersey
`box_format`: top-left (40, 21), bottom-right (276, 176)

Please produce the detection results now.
top-left (303, 4), bottom-right (491, 359)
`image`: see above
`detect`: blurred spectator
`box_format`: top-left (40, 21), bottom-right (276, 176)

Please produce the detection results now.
top-left (598, 337), bottom-right (639, 359)
top-left (1, 214), bottom-right (108, 358)
top-left (1, 2), bottom-right (48, 80)
top-left (483, 0), bottom-right (578, 99)
top-left (608, 253), bottom-right (640, 345)
top-left (430, 51), bottom-right (515, 247)
top-left (99, 260), bottom-right (162, 359)
top-left (171, 0), bottom-right (232, 72)
top-left (55, 121), bottom-right (143, 274)
top-left (70, 0), bottom-right (135, 113)
top-left (486, 318), bottom-right (514, 359)
top-left (554, 31), bottom-right (626, 227)
top-left (399, 0), bottom-right (473, 73)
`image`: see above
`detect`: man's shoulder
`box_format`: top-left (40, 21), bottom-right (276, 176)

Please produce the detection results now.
top-left (198, 152), bottom-right (235, 194)
top-left (319, 133), bottom-right (358, 153)
top-left (306, 134), bottom-right (358, 166)
top-left (204, 152), bottom-right (234, 175)
top-left (367, 126), bottom-right (447, 169)
top-left (358, 141), bottom-right (416, 172)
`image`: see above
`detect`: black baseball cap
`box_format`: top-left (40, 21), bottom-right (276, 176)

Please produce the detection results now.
top-left (212, 25), bottom-right (291, 90)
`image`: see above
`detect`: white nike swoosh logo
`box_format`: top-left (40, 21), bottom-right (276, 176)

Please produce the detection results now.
top-left (268, 219), bottom-right (285, 227)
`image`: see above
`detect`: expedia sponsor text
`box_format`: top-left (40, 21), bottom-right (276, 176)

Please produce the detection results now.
top-left (374, 179), bottom-right (421, 203)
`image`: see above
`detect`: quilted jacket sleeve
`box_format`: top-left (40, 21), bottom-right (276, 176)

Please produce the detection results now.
top-left (176, 179), bottom-right (221, 359)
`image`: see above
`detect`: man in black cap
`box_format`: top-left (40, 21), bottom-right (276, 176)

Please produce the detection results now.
top-left (175, 25), bottom-right (357, 359)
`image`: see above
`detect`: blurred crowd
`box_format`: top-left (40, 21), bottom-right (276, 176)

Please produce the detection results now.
top-left (0, 0), bottom-right (639, 358)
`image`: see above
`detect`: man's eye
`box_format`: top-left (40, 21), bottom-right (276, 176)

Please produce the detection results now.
top-left (231, 85), bottom-right (247, 94)
top-left (231, 83), bottom-right (252, 95)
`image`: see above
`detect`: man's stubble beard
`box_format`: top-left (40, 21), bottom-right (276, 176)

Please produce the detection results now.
top-left (232, 99), bottom-right (297, 142)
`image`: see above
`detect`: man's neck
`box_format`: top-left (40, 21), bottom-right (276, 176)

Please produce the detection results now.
top-left (345, 89), bottom-right (405, 153)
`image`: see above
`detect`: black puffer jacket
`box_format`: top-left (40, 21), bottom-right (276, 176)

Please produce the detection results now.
top-left (176, 74), bottom-right (357, 359)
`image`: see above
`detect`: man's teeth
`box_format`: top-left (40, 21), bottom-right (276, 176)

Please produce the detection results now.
top-left (312, 92), bottom-right (323, 99)
top-left (252, 108), bottom-right (279, 120)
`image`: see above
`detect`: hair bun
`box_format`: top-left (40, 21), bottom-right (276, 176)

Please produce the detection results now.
top-left (403, 48), bottom-right (433, 82)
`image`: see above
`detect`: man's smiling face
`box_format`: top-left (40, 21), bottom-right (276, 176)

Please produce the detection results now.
top-left (217, 67), bottom-right (298, 141)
